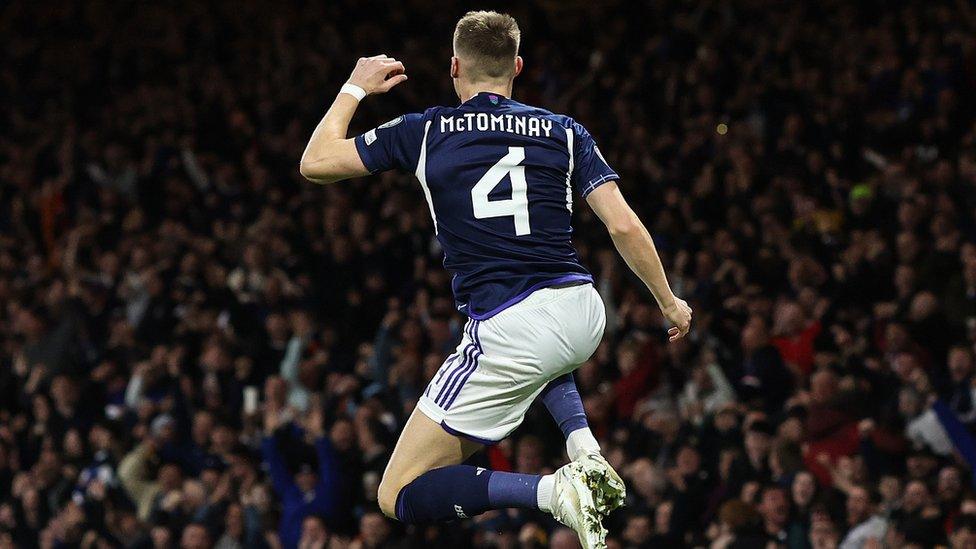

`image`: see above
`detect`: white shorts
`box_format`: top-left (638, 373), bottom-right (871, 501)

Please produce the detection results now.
top-left (417, 283), bottom-right (606, 444)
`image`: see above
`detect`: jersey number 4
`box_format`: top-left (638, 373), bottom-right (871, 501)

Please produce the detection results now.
top-left (471, 147), bottom-right (531, 235)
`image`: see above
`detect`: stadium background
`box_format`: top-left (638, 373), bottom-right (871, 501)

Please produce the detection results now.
top-left (3, 0), bottom-right (976, 547)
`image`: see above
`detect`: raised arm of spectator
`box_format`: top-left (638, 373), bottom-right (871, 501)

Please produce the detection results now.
top-left (117, 441), bottom-right (160, 519)
top-left (586, 181), bottom-right (692, 341)
top-left (260, 409), bottom-right (298, 499)
top-left (369, 304), bottom-right (400, 387)
top-left (279, 333), bottom-right (310, 411)
top-left (307, 404), bottom-right (340, 516)
top-left (124, 363), bottom-right (146, 409)
top-left (299, 55), bottom-right (408, 184)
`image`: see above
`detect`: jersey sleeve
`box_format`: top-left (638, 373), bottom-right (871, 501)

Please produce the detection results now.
top-left (354, 113), bottom-right (425, 174)
top-left (571, 121), bottom-right (619, 198)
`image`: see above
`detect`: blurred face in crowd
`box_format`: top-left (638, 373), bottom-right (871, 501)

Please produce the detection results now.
top-left (359, 512), bottom-right (390, 548)
top-left (300, 515), bottom-right (328, 547)
top-left (792, 471), bottom-right (817, 508)
top-left (898, 388), bottom-right (922, 418)
top-left (949, 347), bottom-right (974, 383)
top-left (180, 524), bottom-right (210, 549)
top-left (89, 424), bottom-right (113, 452)
top-left (953, 524), bottom-right (976, 549)
top-left (616, 343), bottom-right (639, 374)
top-left (741, 316), bottom-right (768, 351)
top-left (759, 487), bottom-right (789, 530)
top-left (774, 302), bottom-right (804, 336)
top-left (628, 458), bottom-right (664, 502)
top-left (810, 370), bottom-right (838, 404)
top-left (675, 446), bottom-right (700, 477)
top-left (906, 452), bottom-right (938, 480)
top-left (330, 418), bottom-right (356, 452)
top-left (224, 503), bottom-right (243, 539)
top-left (550, 527), bottom-right (580, 549)
top-left (809, 511), bottom-right (838, 549)
top-left (778, 416), bottom-right (804, 442)
top-left (159, 464), bottom-right (183, 492)
top-left (714, 408), bottom-right (738, 433)
top-left (210, 424), bottom-right (234, 453)
top-left (296, 467), bottom-right (318, 494)
top-left (151, 526), bottom-right (172, 547)
top-left (893, 352), bottom-right (921, 383)
top-left (879, 475), bottom-right (903, 507)
top-left (744, 430), bottom-right (770, 462)
top-left (623, 513), bottom-right (652, 545)
top-left (191, 411), bottom-right (214, 446)
top-left (63, 429), bottom-right (84, 461)
top-left (50, 375), bottom-right (78, 410)
top-left (939, 466), bottom-right (963, 503)
top-left (903, 480), bottom-right (930, 513)
top-left (846, 486), bottom-right (873, 526)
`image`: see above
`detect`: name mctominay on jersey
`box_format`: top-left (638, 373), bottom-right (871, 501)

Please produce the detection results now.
top-left (440, 113), bottom-right (554, 137)
top-left (354, 92), bottom-right (619, 320)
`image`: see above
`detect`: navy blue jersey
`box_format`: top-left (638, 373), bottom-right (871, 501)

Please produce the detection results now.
top-left (354, 92), bottom-right (618, 319)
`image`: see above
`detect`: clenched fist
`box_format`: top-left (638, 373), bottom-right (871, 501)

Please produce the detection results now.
top-left (347, 54), bottom-right (408, 95)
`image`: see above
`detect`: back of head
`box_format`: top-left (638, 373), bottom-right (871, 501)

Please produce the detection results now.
top-left (453, 11), bottom-right (520, 82)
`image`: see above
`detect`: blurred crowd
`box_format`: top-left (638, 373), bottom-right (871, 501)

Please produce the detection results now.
top-left (3, 0), bottom-right (976, 547)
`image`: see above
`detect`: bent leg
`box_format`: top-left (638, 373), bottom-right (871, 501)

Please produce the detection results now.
top-left (540, 372), bottom-right (601, 460)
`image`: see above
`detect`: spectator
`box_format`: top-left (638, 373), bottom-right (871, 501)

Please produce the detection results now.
top-left (260, 404), bottom-right (339, 548)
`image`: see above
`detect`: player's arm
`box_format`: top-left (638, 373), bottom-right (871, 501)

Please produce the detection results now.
top-left (299, 55), bottom-right (408, 184)
top-left (586, 181), bottom-right (692, 341)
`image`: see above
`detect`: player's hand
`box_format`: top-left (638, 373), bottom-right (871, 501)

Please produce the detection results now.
top-left (662, 296), bottom-right (692, 342)
top-left (347, 54), bottom-right (408, 95)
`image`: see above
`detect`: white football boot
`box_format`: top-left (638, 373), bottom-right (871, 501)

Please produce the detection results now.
top-left (549, 461), bottom-right (608, 549)
top-left (574, 452), bottom-right (626, 514)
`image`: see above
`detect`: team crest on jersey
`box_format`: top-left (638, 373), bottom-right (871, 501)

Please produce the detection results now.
top-left (364, 129), bottom-right (377, 145)
top-left (489, 94), bottom-right (499, 105)
top-left (379, 115), bottom-right (404, 129)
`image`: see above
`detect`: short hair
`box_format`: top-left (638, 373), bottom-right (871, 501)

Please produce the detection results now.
top-left (453, 11), bottom-right (520, 80)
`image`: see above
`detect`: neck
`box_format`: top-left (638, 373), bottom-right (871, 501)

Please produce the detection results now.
top-left (459, 81), bottom-right (513, 102)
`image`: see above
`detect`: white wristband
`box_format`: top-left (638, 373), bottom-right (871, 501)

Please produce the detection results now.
top-left (339, 83), bottom-right (367, 101)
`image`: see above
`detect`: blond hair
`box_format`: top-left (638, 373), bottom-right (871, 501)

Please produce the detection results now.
top-left (453, 11), bottom-right (520, 81)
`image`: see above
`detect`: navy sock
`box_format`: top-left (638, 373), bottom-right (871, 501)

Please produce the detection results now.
top-left (540, 373), bottom-right (589, 438)
top-left (395, 465), bottom-right (541, 523)
top-left (488, 471), bottom-right (541, 509)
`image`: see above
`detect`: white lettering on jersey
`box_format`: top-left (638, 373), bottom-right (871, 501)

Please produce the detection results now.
top-left (454, 504), bottom-right (468, 518)
top-left (438, 114), bottom-right (553, 138)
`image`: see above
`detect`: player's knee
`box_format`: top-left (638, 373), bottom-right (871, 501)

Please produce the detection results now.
top-left (377, 474), bottom-right (403, 519)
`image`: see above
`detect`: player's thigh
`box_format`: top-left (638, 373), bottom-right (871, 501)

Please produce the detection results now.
top-left (377, 407), bottom-right (481, 516)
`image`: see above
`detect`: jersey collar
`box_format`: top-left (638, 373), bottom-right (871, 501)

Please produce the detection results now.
top-left (462, 91), bottom-right (509, 106)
